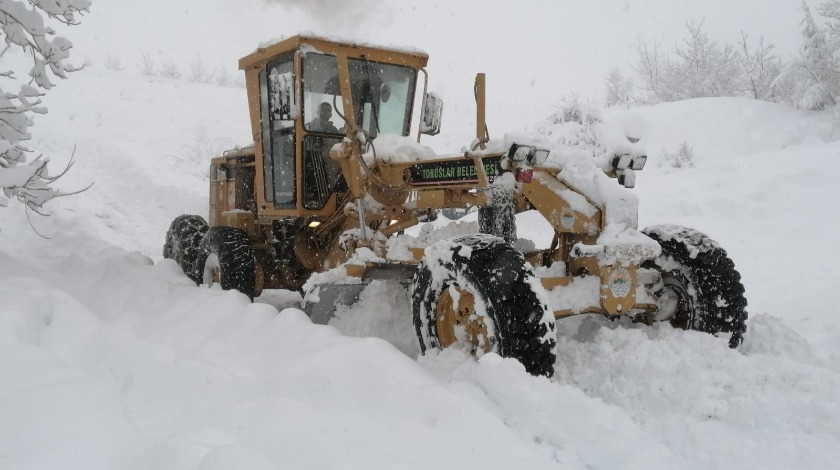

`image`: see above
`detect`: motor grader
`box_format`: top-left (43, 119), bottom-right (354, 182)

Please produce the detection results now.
top-left (163, 34), bottom-right (748, 377)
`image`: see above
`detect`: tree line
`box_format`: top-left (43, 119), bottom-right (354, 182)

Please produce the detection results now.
top-left (607, 1), bottom-right (840, 111)
top-left (3, 1), bottom-right (840, 216)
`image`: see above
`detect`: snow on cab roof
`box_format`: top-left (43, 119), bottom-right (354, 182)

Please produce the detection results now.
top-left (240, 32), bottom-right (429, 70)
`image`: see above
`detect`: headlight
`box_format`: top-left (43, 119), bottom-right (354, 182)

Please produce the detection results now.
top-left (507, 143), bottom-right (550, 164)
top-left (612, 153), bottom-right (647, 171)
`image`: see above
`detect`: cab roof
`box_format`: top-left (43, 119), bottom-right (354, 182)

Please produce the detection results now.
top-left (239, 34), bottom-right (430, 71)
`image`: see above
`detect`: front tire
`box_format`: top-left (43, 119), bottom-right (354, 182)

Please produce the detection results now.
top-left (196, 226), bottom-right (256, 300)
top-left (411, 234), bottom-right (557, 377)
top-left (642, 224), bottom-right (748, 348)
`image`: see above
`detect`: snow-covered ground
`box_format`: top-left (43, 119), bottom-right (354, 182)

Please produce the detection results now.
top-left (3, 48), bottom-right (840, 470)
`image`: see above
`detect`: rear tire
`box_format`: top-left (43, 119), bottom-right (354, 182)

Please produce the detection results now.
top-left (196, 226), bottom-right (256, 300)
top-left (163, 214), bottom-right (208, 284)
top-left (642, 224), bottom-right (748, 348)
top-left (478, 186), bottom-right (517, 244)
top-left (411, 234), bottom-right (557, 377)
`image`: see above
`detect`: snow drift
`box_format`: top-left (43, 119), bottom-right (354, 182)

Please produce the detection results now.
top-left (1, 63), bottom-right (840, 470)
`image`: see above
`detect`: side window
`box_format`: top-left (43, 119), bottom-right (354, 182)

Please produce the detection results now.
top-left (269, 67), bottom-right (295, 128)
top-left (302, 134), bottom-right (344, 210)
top-left (260, 70), bottom-right (273, 203)
top-left (272, 133), bottom-right (295, 206)
top-left (210, 164), bottom-right (228, 182)
top-left (260, 56), bottom-right (296, 208)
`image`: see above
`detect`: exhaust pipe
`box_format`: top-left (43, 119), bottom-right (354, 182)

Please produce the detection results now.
top-left (474, 73), bottom-right (487, 150)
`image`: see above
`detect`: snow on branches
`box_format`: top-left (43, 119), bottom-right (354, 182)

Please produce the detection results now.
top-left (627, 18), bottom-right (780, 105)
top-left (615, 1), bottom-right (840, 111)
top-left (771, 1), bottom-right (837, 110)
top-left (0, 0), bottom-right (90, 212)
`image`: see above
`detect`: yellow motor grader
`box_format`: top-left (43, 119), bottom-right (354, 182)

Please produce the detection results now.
top-left (163, 34), bottom-right (747, 377)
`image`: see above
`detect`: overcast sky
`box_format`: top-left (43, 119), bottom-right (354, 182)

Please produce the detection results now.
top-left (68, 0), bottom-right (807, 139)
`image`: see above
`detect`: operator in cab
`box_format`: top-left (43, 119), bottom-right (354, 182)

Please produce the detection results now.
top-left (307, 102), bottom-right (339, 133)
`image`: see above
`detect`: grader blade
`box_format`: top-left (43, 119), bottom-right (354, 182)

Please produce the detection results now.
top-left (301, 283), bottom-right (369, 325)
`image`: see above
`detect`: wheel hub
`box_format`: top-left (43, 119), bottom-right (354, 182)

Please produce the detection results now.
top-left (435, 284), bottom-right (492, 355)
top-left (656, 276), bottom-right (693, 329)
top-left (203, 253), bottom-right (220, 287)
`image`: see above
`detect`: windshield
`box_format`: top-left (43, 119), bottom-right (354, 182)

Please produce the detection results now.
top-left (301, 53), bottom-right (417, 137)
top-left (301, 54), bottom-right (345, 134)
top-left (347, 58), bottom-right (417, 136)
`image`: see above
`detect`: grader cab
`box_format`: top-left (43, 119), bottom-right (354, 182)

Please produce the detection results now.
top-left (164, 34), bottom-right (748, 377)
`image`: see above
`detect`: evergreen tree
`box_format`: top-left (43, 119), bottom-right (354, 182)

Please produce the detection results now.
top-left (604, 67), bottom-right (635, 107)
top-left (772, 1), bottom-right (835, 109)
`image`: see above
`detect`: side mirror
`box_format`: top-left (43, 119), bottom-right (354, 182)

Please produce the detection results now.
top-left (420, 92), bottom-right (443, 136)
top-left (440, 208), bottom-right (468, 220)
top-left (271, 71), bottom-right (297, 120)
top-left (380, 83), bottom-right (392, 103)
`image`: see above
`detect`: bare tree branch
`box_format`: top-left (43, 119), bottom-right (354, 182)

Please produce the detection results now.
top-left (0, 0), bottom-right (91, 215)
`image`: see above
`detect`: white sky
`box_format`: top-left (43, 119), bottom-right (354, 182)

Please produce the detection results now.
top-left (67, 0), bottom-right (805, 138)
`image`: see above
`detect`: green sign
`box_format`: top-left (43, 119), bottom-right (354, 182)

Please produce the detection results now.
top-left (409, 156), bottom-right (503, 186)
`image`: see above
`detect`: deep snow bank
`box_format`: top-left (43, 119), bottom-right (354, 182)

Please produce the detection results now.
top-left (2, 62), bottom-right (840, 469)
top-left (3, 207), bottom-right (839, 470)
top-left (608, 98), bottom-right (840, 358)
top-left (0, 208), bottom-right (567, 469)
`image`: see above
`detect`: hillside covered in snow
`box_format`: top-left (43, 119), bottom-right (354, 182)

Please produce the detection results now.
top-left (1, 50), bottom-right (839, 469)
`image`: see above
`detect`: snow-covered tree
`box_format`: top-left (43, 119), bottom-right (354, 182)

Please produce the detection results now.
top-left (629, 18), bottom-right (782, 104)
top-left (670, 19), bottom-right (742, 99)
top-left (737, 32), bottom-right (782, 100)
top-left (0, 0), bottom-right (90, 212)
top-left (817, 1), bottom-right (840, 98)
top-left (772, 1), bottom-right (836, 109)
top-left (536, 93), bottom-right (603, 151)
top-left (604, 67), bottom-right (635, 108)
top-left (631, 37), bottom-right (669, 104)
top-left (633, 19), bottom-right (747, 103)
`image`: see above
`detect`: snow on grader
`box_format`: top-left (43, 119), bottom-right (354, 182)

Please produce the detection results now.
top-left (163, 35), bottom-right (748, 377)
